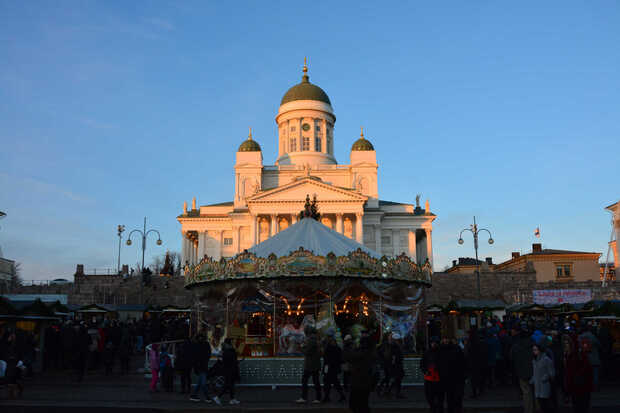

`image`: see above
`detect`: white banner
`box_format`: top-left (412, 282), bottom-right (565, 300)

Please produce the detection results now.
top-left (532, 289), bottom-right (592, 305)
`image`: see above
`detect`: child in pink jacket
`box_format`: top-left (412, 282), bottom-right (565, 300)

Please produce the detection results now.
top-left (149, 344), bottom-right (160, 392)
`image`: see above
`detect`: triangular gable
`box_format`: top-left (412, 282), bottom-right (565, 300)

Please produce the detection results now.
top-left (247, 177), bottom-right (367, 203)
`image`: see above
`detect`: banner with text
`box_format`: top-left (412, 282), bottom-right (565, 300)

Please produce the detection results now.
top-left (533, 289), bottom-right (592, 305)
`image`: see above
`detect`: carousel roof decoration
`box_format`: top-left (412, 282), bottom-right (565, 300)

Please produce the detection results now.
top-left (184, 195), bottom-right (431, 287)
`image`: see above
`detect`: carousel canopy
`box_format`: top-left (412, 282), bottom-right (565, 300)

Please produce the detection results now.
top-left (248, 217), bottom-right (381, 259)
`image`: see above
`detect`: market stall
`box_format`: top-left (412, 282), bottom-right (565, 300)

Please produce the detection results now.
top-left (185, 207), bottom-right (432, 384)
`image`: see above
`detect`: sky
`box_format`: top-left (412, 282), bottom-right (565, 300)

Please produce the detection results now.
top-left (1, 1), bottom-right (618, 281)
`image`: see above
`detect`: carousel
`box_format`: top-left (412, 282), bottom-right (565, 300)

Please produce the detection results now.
top-left (184, 196), bottom-right (432, 385)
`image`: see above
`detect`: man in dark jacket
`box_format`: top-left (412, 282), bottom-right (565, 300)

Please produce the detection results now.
top-left (216, 338), bottom-right (240, 405)
top-left (297, 326), bottom-right (322, 403)
top-left (189, 334), bottom-right (213, 403)
top-left (322, 334), bottom-right (346, 403)
top-left (510, 325), bottom-right (534, 413)
top-left (438, 337), bottom-right (466, 413)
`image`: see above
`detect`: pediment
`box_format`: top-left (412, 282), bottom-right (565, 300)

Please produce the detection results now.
top-left (247, 177), bottom-right (367, 203)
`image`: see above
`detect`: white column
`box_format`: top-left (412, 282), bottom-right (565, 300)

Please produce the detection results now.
top-left (181, 234), bottom-right (188, 265)
top-left (393, 229), bottom-right (401, 256)
top-left (270, 214), bottom-right (277, 237)
top-left (408, 229), bottom-right (417, 263)
top-left (198, 232), bottom-right (206, 260)
top-left (192, 239), bottom-right (197, 264)
top-left (355, 213), bottom-right (363, 244)
top-left (425, 228), bottom-right (433, 269)
top-left (336, 213), bottom-right (344, 234)
top-left (250, 215), bottom-right (257, 246)
top-left (374, 224), bottom-right (382, 255)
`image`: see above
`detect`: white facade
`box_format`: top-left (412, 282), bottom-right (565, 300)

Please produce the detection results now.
top-left (606, 200), bottom-right (619, 270)
top-left (178, 67), bottom-right (436, 268)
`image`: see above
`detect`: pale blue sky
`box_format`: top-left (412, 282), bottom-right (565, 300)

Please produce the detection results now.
top-left (1, 1), bottom-right (618, 281)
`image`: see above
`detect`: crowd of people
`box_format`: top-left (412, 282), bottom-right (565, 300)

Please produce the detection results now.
top-left (0, 313), bottom-right (616, 413)
top-left (420, 315), bottom-right (614, 413)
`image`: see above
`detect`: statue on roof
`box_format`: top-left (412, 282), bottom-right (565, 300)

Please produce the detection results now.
top-left (298, 194), bottom-right (321, 221)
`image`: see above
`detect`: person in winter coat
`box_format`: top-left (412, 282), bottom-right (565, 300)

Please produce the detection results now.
top-left (388, 333), bottom-right (405, 399)
top-left (578, 325), bottom-right (601, 391)
top-left (345, 334), bottom-right (376, 413)
top-left (530, 344), bottom-right (555, 413)
top-left (215, 338), bottom-right (240, 405)
top-left (342, 335), bottom-right (354, 392)
top-left (510, 326), bottom-right (534, 413)
top-left (438, 337), bottom-right (466, 413)
top-left (466, 328), bottom-right (487, 398)
top-left (175, 337), bottom-right (193, 394)
top-left (421, 336), bottom-right (443, 413)
top-left (566, 338), bottom-right (593, 413)
top-left (189, 334), bottom-right (213, 402)
top-left (296, 326), bottom-right (322, 403)
top-left (377, 333), bottom-right (393, 397)
top-left (148, 343), bottom-right (160, 393)
top-left (160, 345), bottom-right (173, 392)
top-left (322, 334), bottom-right (346, 403)
top-left (103, 341), bottom-right (114, 376)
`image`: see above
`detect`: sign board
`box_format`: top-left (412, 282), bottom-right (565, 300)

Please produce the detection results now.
top-left (532, 289), bottom-right (592, 305)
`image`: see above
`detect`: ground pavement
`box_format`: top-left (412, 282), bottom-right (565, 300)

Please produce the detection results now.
top-left (2, 368), bottom-right (619, 413)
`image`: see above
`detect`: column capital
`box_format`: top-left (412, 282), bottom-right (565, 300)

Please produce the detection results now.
top-left (336, 212), bottom-right (344, 218)
top-left (355, 212), bottom-right (363, 219)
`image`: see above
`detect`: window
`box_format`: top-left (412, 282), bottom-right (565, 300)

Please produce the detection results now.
top-left (302, 136), bottom-right (310, 151)
top-left (290, 126), bottom-right (296, 132)
top-left (327, 136), bottom-right (332, 153)
top-left (556, 263), bottom-right (573, 278)
top-left (290, 137), bottom-right (297, 152)
top-left (316, 125), bottom-right (321, 131)
top-left (381, 236), bottom-right (391, 245)
top-left (223, 238), bottom-right (233, 246)
top-left (315, 137), bottom-right (321, 152)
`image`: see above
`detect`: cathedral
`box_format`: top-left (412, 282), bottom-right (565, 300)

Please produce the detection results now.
top-left (178, 62), bottom-right (436, 268)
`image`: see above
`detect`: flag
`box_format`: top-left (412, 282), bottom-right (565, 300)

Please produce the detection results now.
top-left (534, 227), bottom-right (540, 238)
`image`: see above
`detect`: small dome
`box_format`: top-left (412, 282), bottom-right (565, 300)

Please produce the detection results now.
top-left (351, 128), bottom-right (375, 151)
top-left (238, 128), bottom-right (262, 152)
top-left (281, 62), bottom-right (331, 106)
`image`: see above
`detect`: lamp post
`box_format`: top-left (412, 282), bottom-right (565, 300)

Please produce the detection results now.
top-left (117, 225), bottom-right (125, 274)
top-left (458, 216), bottom-right (494, 299)
top-left (126, 217), bottom-right (163, 271)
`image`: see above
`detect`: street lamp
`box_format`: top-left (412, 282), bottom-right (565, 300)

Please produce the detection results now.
top-left (117, 224), bottom-right (125, 274)
top-left (458, 216), bottom-right (494, 299)
top-left (126, 217), bottom-right (163, 271)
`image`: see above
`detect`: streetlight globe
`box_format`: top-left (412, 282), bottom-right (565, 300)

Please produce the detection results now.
top-left (126, 239), bottom-right (132, 246)
top-left (488, 238), bottom-right (494, 245)
top-left (156, 239), bottom-right (162, 246)
top-left (458, 238), bottom-right (464, 245)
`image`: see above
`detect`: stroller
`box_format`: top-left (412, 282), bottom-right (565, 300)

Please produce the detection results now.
top-left (206, 355), bottom-right (244, 392)
top-left (206, 358), bottom-right (226, 390)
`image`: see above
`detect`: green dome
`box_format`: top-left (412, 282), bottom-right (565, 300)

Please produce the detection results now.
top-left (351, 137), bottom-right (375, 151)
top-left (238, 137), bottom-right (261, 152)
top-left (281, 73), bottom-right (331, 106)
